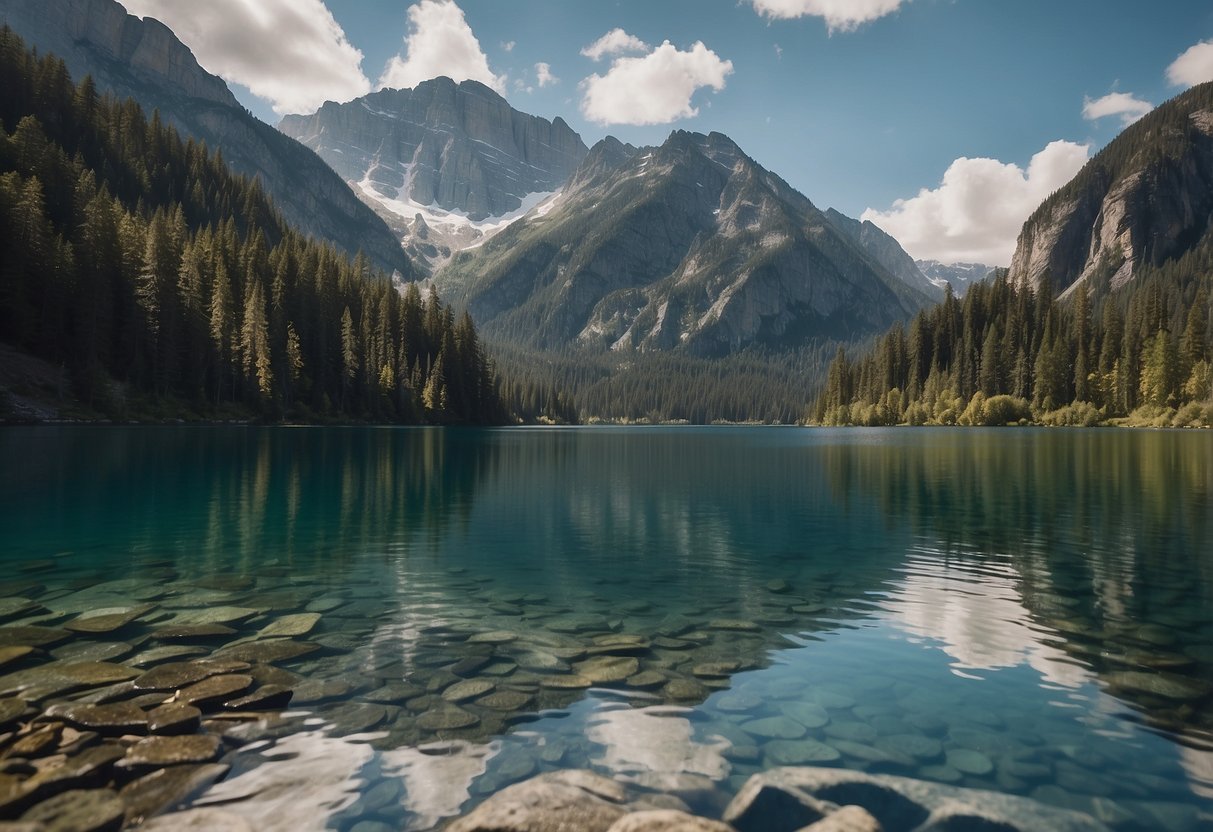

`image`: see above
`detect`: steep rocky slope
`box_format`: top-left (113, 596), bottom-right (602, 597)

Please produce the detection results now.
top-left (435, 131), bottom-right (933, 356)
top-left (279, 79), bottom-right (587, 272)
top-left (824, 209), bottom-right (943, 301)
top-left (0, 0), bottom-right (412, 277)
top-left (1008, 82), bottom-right (1213, 296)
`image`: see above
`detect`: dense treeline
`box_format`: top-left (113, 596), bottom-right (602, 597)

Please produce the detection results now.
top-left (492, 342), bottom-right (834, 424)
top-left (813, 251), bottom-right (1213, 426)
top-left (0, 29), bottom-right (504, 423)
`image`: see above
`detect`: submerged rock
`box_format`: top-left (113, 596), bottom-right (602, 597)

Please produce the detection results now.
top-left (132, 660), bottom-right (247, 692)
top-left (19, 788), bottom-right (124, 832)
top-left (177, 674), bottom-right (253, 709)
top-left (257, 613), bottom-right (321, 638)
top-left (119, 735), bottom-right (222, 768)
top-left (118, 763), bottom-right (229, 826)
top-left (44, 702), bottom-right (148, 736)
top-left (147, 703), bottom-right (202, 735)
top-left (575, 657), bottom-right (640, 683)
top-left (0, 626), bottom-right (71, 648)
top-left (65, 604), bottom-right (156, 634)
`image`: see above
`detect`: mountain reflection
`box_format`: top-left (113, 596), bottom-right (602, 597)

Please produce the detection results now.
top-left (821, 428), bottom-right (1213, 746)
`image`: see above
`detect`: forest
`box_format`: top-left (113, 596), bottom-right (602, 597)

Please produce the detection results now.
top-left (0, 28), bottom-right (505, 424)
top-left (491, 342), bottom-right (834, 424)
top-left (813, 259), bottom-right (1213, 427)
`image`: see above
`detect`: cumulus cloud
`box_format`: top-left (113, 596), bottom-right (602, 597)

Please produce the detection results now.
top-left (581, 28), bottom-right (651, 61)
top-left (580, 41), bottom-right (733, 126)
top-left (1167, 39), bottom-right (1213, 88)
top-left (751, 0), bottom-right (906, 32)
top-left (501, 40), bottom-right (515, 53)
top-left (1082, 91), bottom-right (1153, 126)
top-left (120, 0), bottom-right (370, 115)
top-left (535, 62), bottom-right (558, 88)
top-left (861, 141), bottom-right (1090, 265)
top-left (379, 0), bottom-right (505, 94)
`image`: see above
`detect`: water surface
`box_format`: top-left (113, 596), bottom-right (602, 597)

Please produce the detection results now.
top-left (1, 426), bottom-right (1211, 830)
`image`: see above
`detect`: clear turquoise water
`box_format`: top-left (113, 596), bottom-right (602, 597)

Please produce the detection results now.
top-left (1, 426), bottom-right (1211, 830)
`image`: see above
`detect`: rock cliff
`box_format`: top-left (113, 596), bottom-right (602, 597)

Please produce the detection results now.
top-left (824, 209), bottom-right (942, 301)
top-left (0, 0), bottom-right (412, 278)
top-left (1008, 83), bottom-right (1213, 297)
top-left (435, 130), bottom-right (933, 356)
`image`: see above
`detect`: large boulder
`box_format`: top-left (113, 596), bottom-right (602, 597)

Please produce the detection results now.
top-left (722, 768), bottom-right (1109, 832)
top-left (445, 770), bottom-right (631, 832)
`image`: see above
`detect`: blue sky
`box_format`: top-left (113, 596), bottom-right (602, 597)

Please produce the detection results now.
top-left (120, 0), bottom-right (1213, 264)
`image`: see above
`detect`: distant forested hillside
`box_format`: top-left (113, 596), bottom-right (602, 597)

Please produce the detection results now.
top-left (0, 28), bottom-right (503, 424)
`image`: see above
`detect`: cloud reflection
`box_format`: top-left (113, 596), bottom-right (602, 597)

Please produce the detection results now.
top-left (886, 550), bottom-right (1088, 688)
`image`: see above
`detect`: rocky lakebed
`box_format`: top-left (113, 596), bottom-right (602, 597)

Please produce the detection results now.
top-left (0, 545), bottom-right (1208, 831)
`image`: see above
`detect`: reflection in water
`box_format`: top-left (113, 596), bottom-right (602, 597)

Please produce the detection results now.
top-left (195, 729), bottom-right (374, 831)
top-left (381, 741), bottom-right (496, 829)
top-left (887, 551), bottom-right (1087, 688)
top-left (588, 703), bottom-right (731, 786)
top-left (2, 427), bottom-right (1212, 830)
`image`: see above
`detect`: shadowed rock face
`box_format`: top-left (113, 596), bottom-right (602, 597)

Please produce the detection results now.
top-left (1007, 83), bottom-right (1213, 297)
top-left (0, 0), bottom-right (413, 278)
top-left (824, 209), bottom-right (943, 302)
top-left (436, 130), bottom-right (934, 355)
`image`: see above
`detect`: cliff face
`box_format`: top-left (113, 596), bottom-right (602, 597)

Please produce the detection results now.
top-left (1008, 84), bottom-right (1213, 296)
top-left (279, 79), bottom-right (588, 273)
top-left (0, 0), bottom-right (412, 277)
top-left (435, 131), bottom-right (933, 356)
top-left (824, 209), bottom-right (943, 301)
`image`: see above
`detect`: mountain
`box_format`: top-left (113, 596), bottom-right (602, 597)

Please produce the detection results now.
top-left (434, 130), bottom-right (934, 356)
top-left (915, 260), bottom-right (994, 297)
top-left (1008, 82), bottom-right (1213, 297)
top-left (0, 0), bottom-right (411, 277)
top-left (279, 78), bottom-right (588, 272)
top-left (824, 209), bottom-right (943, 300)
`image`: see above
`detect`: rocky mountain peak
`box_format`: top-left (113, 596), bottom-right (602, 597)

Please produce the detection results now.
top-left (279, 76), bottom-right (589, 272)
top-left (434, 127), bottom-right (933, 356)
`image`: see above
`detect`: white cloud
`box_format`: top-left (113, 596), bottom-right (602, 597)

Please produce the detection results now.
top-left (1082, 91), bottom-right (1153, 127)
top-left (861, 140), bottom-right (1090, 265)
top-left (535, 62), bottom-right (558, 88)
top-left (580, 41), bottom-right (733, 126)
top-left (580, 28), bottom-right (651, 61)
top-left (120, 0), bottom-right (370, 115)
top-left (1167, 39), bottom-right (1213, 88)
top-left (379, 0), bottom-right (505, 94)
top-left (501, 40), bottom-right (515, 53)
top-left (751, 0), bottom-right (906, 32)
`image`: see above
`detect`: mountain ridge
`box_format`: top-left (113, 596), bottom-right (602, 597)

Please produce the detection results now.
top-left (279, 78), bottom-right (588, 273)
top-left (435, 128), bottom-right (934, 356)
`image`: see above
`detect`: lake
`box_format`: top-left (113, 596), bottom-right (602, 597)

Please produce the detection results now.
top-left (1, 426), bottom-right (1211, 830)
